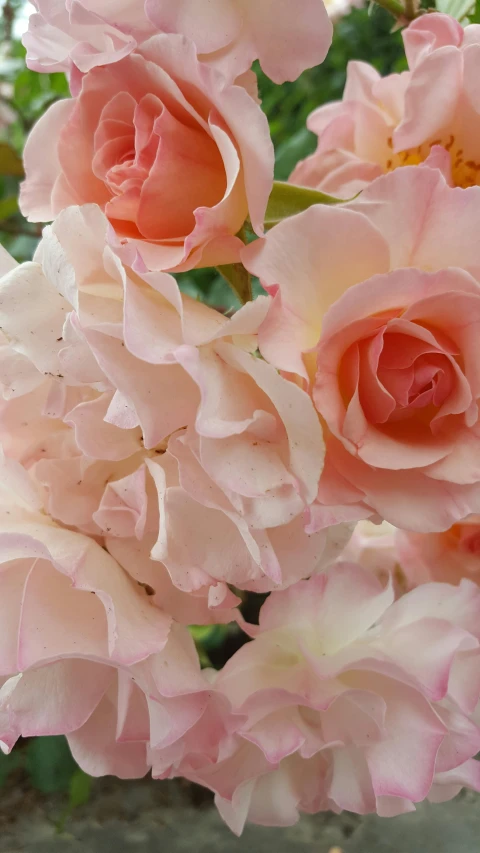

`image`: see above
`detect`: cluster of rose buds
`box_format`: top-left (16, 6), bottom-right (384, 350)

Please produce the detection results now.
top-left (0, 0), bottom-right (480, 835)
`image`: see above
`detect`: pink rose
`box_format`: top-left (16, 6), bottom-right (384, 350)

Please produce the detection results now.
top-left (243, 166), bottom-right (480, 532)
top-left (0, 454), bottom-right (232, 776)
top-left (0, 634), bottom-right (222, 781)
top-left (20, 34), bottom-right (273, 272)
top-left (24, 0), bottom-right (333, 85)
top-left (23, 0), bottom-right (153, 82)
top-left (0, 455), bottom-right (172, 670)
top-left (0, 205), bottom-right (345, 595)
top-left (192, 564), bottom-right (480, 832)
top-left (291, 13), bottom-right (480, 197)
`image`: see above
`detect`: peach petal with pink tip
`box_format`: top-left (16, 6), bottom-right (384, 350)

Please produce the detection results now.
top-left (201, 564), bottom-right (480, 830)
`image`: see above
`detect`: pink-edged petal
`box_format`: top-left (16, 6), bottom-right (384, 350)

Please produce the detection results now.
top-left (0, 515), bottom-right (172, 665)
top-left (1, 659), bottom-right (112, 739)
top-left (365, 680), bottom-right (446, 802)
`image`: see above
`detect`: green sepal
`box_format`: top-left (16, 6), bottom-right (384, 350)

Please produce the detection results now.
top-left (216, 262), bottom-right (252, 304)
top-left (264, 180), bottom-right (344, 230)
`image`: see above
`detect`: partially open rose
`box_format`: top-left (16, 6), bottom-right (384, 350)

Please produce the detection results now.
top-left (20, 34), bottom-right (273, 272)
top-left (313, 264), bottom-right (480, 531)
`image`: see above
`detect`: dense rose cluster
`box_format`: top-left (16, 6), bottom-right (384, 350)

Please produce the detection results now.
top-left (1, 0), bottom-right (480, 835)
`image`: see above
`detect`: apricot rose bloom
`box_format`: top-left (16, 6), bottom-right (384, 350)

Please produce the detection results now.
top-left (396, 517), bottom-right (480, 587)
top-left (243, 166), bottom-right (480, 532)
top-left (23, 0), bottom-right (332, 85)
top-left (20, 34), bottom-right (273, 272)
top-left (292, 13), bottom-right (480, 197)
top-left (192, 564), bottom-right (480, 832)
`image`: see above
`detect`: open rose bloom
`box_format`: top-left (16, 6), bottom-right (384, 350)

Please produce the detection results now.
top-left (245, 166), bottom-right (480, 533)
top-left (292, 13), bottom-right (480, 197)
top-left (204, 564), bottom-right (480, 831)
top-left (3, 0), bottom-right (480, 838)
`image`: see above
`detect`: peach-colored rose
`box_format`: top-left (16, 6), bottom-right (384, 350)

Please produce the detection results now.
top-left (291, 13), bottom-right (480, 197)
top-left (397, 516), bottom-right (480, 586)
top-left (20, 34), bottom-right (273, 272)
top-left (243, 166), bottom-right (480, 532)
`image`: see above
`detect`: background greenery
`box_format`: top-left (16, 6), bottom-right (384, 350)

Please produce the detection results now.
top-left (0, 0), bottom-right (406, 820)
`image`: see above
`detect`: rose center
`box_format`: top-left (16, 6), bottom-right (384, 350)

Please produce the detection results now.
top-left (338, 326), bottom-right (463, 431)
top-left (377, 350), bottom-right (454, 422)
top-left (459, 529), bottom-right (480, 556)
top-left (385, 134), bottom-right (480, 189)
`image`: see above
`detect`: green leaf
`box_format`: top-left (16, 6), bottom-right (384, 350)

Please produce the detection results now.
top-left (265, 181), bottom-right (344, 230)
top-left (25, 736), bottom-right (77, 794)
top-left (469, 0), bottom-right (480, 20)
top-left (190, 624), bottom-right (229, 650)
top-left (216, 262), bottom-right (252, 304)
top-left (68, 768), bottom-right (92, 809)
top-left (54, 768), bottom-right (92, 833)
top-left (0, 143), bottom-right (23, 178)
top-left (0, 196), bottom-right (19, 219)
top-left (437, 0), bottom-right (474, 21)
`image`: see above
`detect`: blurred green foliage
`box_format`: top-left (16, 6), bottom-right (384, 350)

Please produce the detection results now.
top-left (0, 735), bottom-right (91, 830)
top-left (0, 0), bottom-right (407, 811)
